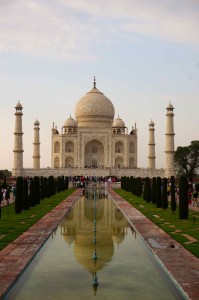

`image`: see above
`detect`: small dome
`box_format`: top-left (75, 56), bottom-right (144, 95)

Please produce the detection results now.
top-left (64, 116), bottom-right (77, 127)
top-left (75, 85), bottom-right (115, 127)
top-left (112, 116), bottom-right (125, 128)
top-left (34, 119), bottom-right (40, 126)
top-left (15, 101), bottom-right (23, 110)
top-left (149, 119), bottom-right (154, 126)
top-left (167, 102), bottom-right (174, 109)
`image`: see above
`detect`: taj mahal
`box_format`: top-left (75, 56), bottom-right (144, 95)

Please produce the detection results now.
top-left (12, 78), bottom-right (175, 179)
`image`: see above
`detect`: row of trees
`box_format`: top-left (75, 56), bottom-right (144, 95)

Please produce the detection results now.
top-left (15, 175), bottom-right (69, 214)
top-left (121, 175), bottom-right (189, 219)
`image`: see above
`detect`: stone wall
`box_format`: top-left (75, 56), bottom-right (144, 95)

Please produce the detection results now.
top-left (12, 167), bottom-right (165, 179)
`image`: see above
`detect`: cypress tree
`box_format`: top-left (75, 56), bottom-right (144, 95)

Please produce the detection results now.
top-left (126, 177), bottom-right (131, 192)
top-left (52, 176), bottom-right (56, 195)
top-left (57, 176), bottom-right (61, 193)
top-left (61, 176), bottom-right (65, 191)
top-left (135, 177), bottom-right (142, 197)
top-left (161, 178), bottom-right (168, 209)
top-left (40, 176), bottom-right (44, 200)
top-left (15, 176), bottom-right (23, 214)
top-left (170, 176), bottom-right (176, 214)
top-left (131, 177), bottom-right (135, 195)
top-left (29, 179), bottom-right (36, 207)
top-left (129, 176), bottom-right (134, 193)
top-left (145, 177), bottom-right (151, 203)
top-left (65, 177), bottom-right (69, 190)
top-left (23, 179), bottom-right (29, 210)
top-left (47, 176), bottom-right (56, 197)
top-left (151, 177), bottom-right (156, 204)
top-left (43, 177), bottom-right (47, 198)
top-left (123, 176), bottom-right (127, 191)
top-left (121, 177), bottom-right (125, 189)
top-left (156, 177), bottom-right (162, 208)
top-left (34, 176), bottom-right (40, 205)
top-left (143, 178), bottom-right (147, 201)
top-left (47, 176), bottom-right (51, 197)
top-left (179, 176), bottom-right (189, 219)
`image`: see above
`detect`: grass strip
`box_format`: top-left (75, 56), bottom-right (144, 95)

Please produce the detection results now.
top-left (0, 189), bottom-right (75, 251)
top-left (114, 189), bottom-right (199, 258)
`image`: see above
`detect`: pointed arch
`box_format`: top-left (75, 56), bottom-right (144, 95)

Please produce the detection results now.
top-left (85, 139), bottom-right (104, 168)
top-left (54, 141), bottom-right (60, 153)
top-left (129, 157), bottom-right (134, 168)
top-left (129, 142), bottom-right (134, 153)
top-left (115, 141), bottom-right (124, 153)
top-left (115, 157), bottom-right (123, 168)
top-left (54, 156), bottom-right (60, 168)
top-left (65, 157), bottom-right (74, 167)
top-left (65, 141), bottom-right (74, 153)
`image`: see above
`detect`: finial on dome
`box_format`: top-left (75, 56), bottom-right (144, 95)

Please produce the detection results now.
top-left (93, 76), bottom-right (96, 88)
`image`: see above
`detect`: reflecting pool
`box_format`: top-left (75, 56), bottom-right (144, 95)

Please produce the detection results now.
top-left (5, 190), bottom-right (184, 299)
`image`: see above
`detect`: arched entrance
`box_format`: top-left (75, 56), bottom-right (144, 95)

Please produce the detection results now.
top-left (85, 140), bottom-right (104, 168)
top-left (115, 157), bottom-right (123, 168)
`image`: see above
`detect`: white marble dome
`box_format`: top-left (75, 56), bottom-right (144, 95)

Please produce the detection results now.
top-left (112, 116), bottom-right (125, 128)
top-left (75, 86), bottom-right (115, 127)
top-left (64, 115), bottom-right (77, 127)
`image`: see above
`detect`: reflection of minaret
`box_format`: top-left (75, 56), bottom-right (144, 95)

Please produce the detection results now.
top-left (92, 187), bottom-right (98, 294)
top-left (13, 101), bottom-right (24, 171)
top-left (33, 119), bottom-right (40, 169)
top-left (165, 102), bottom-right (175, 178)
top-left (148, 120), bottom-right (156, 169)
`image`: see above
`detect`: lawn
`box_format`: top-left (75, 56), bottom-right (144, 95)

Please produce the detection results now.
top-left (0, 189), bottom-right (75, 251)
top-left (114, 189), bottom-right (199, 258)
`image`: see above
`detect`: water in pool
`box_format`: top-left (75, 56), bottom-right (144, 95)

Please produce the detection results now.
top-left (5, 192), bottom-right (184, 299)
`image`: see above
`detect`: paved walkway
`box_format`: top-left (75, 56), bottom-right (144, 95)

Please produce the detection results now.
top-left (0, 189), bottom-right (199, 299)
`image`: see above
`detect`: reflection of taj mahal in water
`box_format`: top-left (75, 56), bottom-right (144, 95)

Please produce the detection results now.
top-left (12, 78), bottom-right (175, 178)
top-left (60, 191), bottom-right (131, 277)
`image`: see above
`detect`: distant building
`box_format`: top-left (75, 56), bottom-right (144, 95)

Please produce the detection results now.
top-left (12, 79), bottom-right (175, 178)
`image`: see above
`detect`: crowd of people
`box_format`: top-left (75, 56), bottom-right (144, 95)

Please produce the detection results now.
top-left (0, 186), bottom-right (16, 207)
top-left (1, 176), bottom-right (199, 209)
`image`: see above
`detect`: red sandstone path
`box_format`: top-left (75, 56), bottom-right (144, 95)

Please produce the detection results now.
top-left (0, 189), bottom-right (199, 299)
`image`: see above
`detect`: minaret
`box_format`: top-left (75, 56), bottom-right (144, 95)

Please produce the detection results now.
top-left (13, 101), bottom-right (24, 172)
top-left (148, 120), bottom-right (156, 169)
top-left (165, 102), bottom-right (175, 178)
top-left (33, 119), bottom-right (40, 169)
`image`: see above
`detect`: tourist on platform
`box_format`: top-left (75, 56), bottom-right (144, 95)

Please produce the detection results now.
top-left (193, 190), bottom-right (198, 207)
top-left (0, 189), bottom-right (3, 206)
top-left (188, 188), bottom-right (192, 205)
top-left (5, 187), bottom-right (10, 205)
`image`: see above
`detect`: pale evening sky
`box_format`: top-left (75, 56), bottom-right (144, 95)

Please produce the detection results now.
top-left (0, 0), bottom-right (199, 171)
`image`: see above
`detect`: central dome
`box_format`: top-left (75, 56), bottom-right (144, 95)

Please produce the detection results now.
top-left (75, 86), bottom-right (115, 127)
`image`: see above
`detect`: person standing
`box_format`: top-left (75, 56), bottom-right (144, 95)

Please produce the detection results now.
top-left (188, 188), bottom-right (192, 205)
top-left (0, 188), bottom-right (3, 205)
top-left (5, 187), bottom-right (10, 205)
top-left (193, 190), bottom-right (198, 207)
